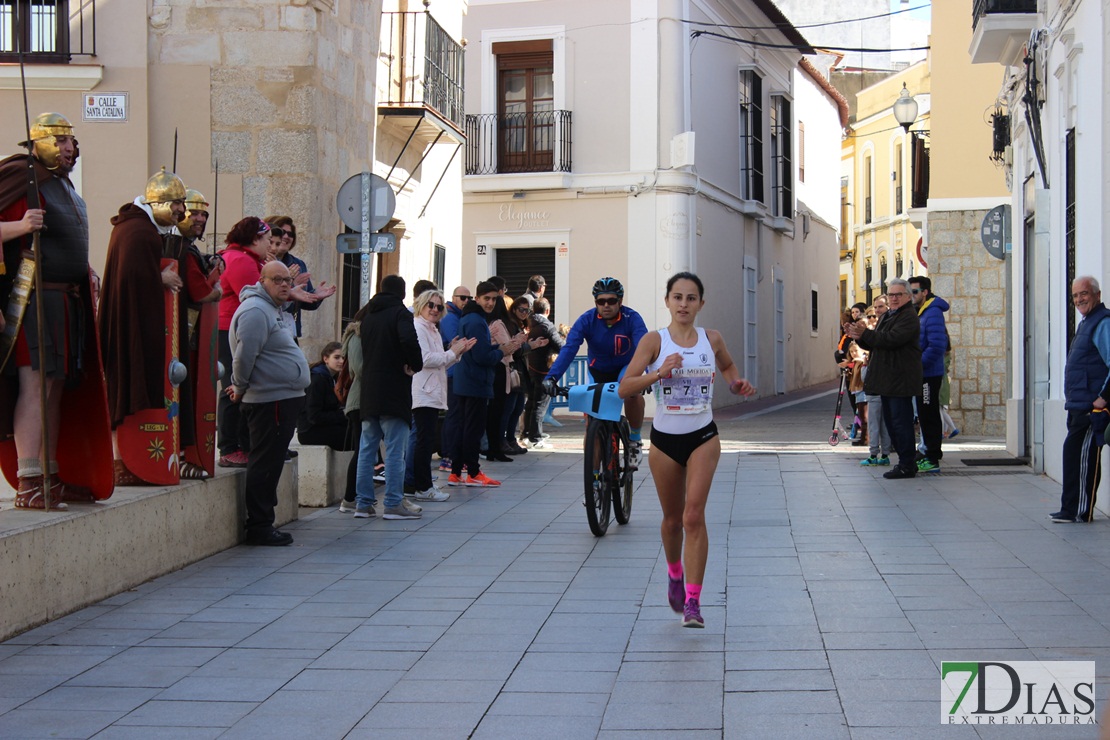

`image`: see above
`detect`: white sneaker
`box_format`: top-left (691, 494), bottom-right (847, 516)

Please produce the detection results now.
top-left (527, 437), bottom-right (549, 449)
top-left (628, 441), bottom-right (643, 471)
top-left (401, 498), bottom-right (423, 514)
top-left (412, 485), bottom-right (450, 502)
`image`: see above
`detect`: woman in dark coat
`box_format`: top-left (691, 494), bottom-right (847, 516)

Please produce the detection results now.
top-left (297, 341), bottom-right (348, 449)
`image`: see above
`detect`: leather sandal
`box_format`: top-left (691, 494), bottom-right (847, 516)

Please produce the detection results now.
top-left (180, 461), bottom-right (209, 480)
top-left (15, 476), bottom-right (69, 511)
top-left (113, 459), bottom-right (147, 487)
top-left (50, 475), bottom-right (96, 503)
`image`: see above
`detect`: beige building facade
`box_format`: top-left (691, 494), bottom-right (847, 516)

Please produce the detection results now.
top-left (461, 0), bottom-right (844, 405)
top-left (1, 0), bottom-right (468, 358)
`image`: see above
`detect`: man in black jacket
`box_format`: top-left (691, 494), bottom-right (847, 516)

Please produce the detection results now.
top-left (354, 274), bottom-right (423, 520)
top-left (847, 278), bottom-right (921, 479)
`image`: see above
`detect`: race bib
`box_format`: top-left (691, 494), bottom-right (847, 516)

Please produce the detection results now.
top-left (656, 365), bottom-right (714, 414)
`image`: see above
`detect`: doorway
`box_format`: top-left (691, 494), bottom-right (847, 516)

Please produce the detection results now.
top-left (495, 247), bottom-right (556, 321)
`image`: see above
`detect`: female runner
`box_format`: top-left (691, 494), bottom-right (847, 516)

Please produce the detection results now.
top-left (619, 272), bottom-right (755, 627)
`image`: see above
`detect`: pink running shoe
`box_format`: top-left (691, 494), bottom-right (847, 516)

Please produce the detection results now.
top-left (682, 598), bottom-right (704, 628)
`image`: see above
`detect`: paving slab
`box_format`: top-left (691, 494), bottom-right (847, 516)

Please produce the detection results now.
top-left (0, 390), bottom-right (1108, 737)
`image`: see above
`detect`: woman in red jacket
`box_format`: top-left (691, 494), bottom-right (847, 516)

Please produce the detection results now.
top-left (216, 217), bottom-right (272, 467)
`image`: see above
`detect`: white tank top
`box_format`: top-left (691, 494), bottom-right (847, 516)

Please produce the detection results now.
top-left (647, 327), bottom-right (715, 434)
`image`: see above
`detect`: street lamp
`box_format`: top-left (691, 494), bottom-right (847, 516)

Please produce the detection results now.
top-left (892, 83), bottom-right (919, 133)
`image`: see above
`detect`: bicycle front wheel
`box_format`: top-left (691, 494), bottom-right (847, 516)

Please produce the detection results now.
top-left (583, 417), bottom-right (612, 536)
top-left (612, 421), bottom-right (633, 525)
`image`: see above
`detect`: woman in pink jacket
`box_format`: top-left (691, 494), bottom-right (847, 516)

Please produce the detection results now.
top-left (406, 289), bottom-right (475, 501)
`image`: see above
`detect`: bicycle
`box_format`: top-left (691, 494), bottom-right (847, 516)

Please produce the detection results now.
top-left (554, 382), bottom-right (634, 536)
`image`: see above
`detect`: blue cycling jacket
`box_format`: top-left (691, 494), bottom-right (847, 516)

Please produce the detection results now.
top-left (546, 305), bottom-right (648, 380)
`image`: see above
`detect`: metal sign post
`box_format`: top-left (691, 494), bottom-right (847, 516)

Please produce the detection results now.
top-left (336, 172), bottom-right (397, 307)
top-left (360, 172), bottom-right (371, 306)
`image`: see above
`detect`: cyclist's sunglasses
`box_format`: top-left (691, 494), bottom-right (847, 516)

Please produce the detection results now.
top-left (595, 297), bottom-right (620, 306)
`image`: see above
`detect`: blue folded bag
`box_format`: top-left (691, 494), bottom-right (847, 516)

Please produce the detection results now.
top-left (567, 382), bottom-right (623, 422)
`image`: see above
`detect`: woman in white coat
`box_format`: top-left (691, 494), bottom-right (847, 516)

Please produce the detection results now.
top-left (406, 289), bottom-right (476, 501)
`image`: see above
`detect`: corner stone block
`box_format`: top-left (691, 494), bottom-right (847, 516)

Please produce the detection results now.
top-left (243, 176), bottom-right (269, 218)
top-left (282, 5), bottom-right (318, 31)
top-left (225, 30), bottom-right (314, 67)
top-left (257, 129), bottom-right (318, 174)
top-left (211, 131), bottom-right (252, 174)
top-left (980, 290), bottom-right (1005, 314)
top-left (212, 84), bottom-right (279, 127)
top-left (160, 33), bottom-right (221, 65)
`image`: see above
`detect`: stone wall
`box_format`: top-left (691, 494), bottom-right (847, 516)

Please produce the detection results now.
top-left (927, 208), bottom-right (1008, 437)
top-left (149, 0), bottom-right (383, 354)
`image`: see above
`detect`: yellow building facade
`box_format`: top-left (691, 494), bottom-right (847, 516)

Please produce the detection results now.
top-left (840, 62), bottom-right (929, 311)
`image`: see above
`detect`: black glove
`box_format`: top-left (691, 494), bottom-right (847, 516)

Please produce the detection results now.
top-left (542, 378), bottom-right (557, 397)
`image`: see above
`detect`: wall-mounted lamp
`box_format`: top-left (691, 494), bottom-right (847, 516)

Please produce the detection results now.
top-left (512, 191), bottom-right (525, 199)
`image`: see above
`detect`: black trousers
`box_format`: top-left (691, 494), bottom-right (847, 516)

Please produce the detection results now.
top-left (242, 396), bottom-right (303, 535)
top-left (409, 406), bottom-right (440, 491)
top-left (217, 329), bottom-right (248, 455)
top-left (297, 424), bottom-right (347, 450)
top-left (342, 410), bottom-right (361, 503)
top-left (524, 368), bottom-right (550, 441)
top-left (441, 375), bottom-right (461, 461)
top-left (1060, 410), bottom-right (1100, 521)
top-left (485, 365), bottom-right (508, 455)
top-left (452, 395), bottom-right (488, 477)
top-left (882, 395), bottom-right (917, 472)
top-left (917, 375), bottom-right (943, 463)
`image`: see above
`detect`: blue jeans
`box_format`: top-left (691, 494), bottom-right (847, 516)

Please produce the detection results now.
top-left (356, 415), bottom-right (409, 509)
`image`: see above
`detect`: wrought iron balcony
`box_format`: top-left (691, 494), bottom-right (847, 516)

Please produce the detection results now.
top-left (379, 11), bottom-right (464, 134)
top-left (972, 0), bottom-right (1037, 30)
top-left (465, 110), bottom-right (572, 175)
top-left (0, 0), bottom-right (96, 63)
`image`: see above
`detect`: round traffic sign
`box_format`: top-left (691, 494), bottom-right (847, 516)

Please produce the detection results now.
top-left (336, 173), bottom-right (396, 233)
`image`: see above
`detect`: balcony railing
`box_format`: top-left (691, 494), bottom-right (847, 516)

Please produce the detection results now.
top-left (0, 0), bottom-right (96, 63)
top-left (972, 0), bottom-right (1036, 30)
top-left (465, 111), bottom-right (572, 175)
top-left (380, 11), bottom-right (464, 133)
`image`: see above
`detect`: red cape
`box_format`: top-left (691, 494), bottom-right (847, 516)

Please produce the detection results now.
top-left (98, 204), bottom-right (167, 428)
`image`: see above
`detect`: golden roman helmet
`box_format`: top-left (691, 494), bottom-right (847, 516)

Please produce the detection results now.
top-left (143, 167), bottom-right (187, 227)
top-left (177, 188), bottom-right (210, 235)
top-left (29, 112), bottom-right (75, 170)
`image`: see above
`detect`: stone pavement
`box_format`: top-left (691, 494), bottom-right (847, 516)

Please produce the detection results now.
top-left (0, 387), bottom-right (1108, 739)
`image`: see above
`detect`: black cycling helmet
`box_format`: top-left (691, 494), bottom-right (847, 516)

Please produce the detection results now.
top-left (592, 277), bottom-right (624, 299)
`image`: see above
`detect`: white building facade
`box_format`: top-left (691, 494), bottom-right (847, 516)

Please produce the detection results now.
top-left (461, 0), bottom-right (844, 406)
top-left (970, 0), bottom-right (1109, 489)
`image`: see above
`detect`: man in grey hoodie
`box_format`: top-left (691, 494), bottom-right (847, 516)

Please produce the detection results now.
top-left (227, 261), bottom-right (310, 545)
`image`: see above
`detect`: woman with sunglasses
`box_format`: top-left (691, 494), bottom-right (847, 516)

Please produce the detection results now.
top-left (407, 289), bottom-right (476, 500)
top-left (265, 216), bottom-right (337, 339)
top-left (500, 296), bottom-right (535, 455)
top-left (216, 217), bottom-right (274, 467)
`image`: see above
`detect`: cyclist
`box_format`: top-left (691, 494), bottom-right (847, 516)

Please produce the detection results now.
top-left (543, 277), bottom-right (649, 467)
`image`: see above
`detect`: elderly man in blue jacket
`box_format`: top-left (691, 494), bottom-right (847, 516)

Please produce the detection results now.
top-left (1052, 276), bottom-right (1110, 523)
top-left (909, 276), bottom-right (950, 473)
